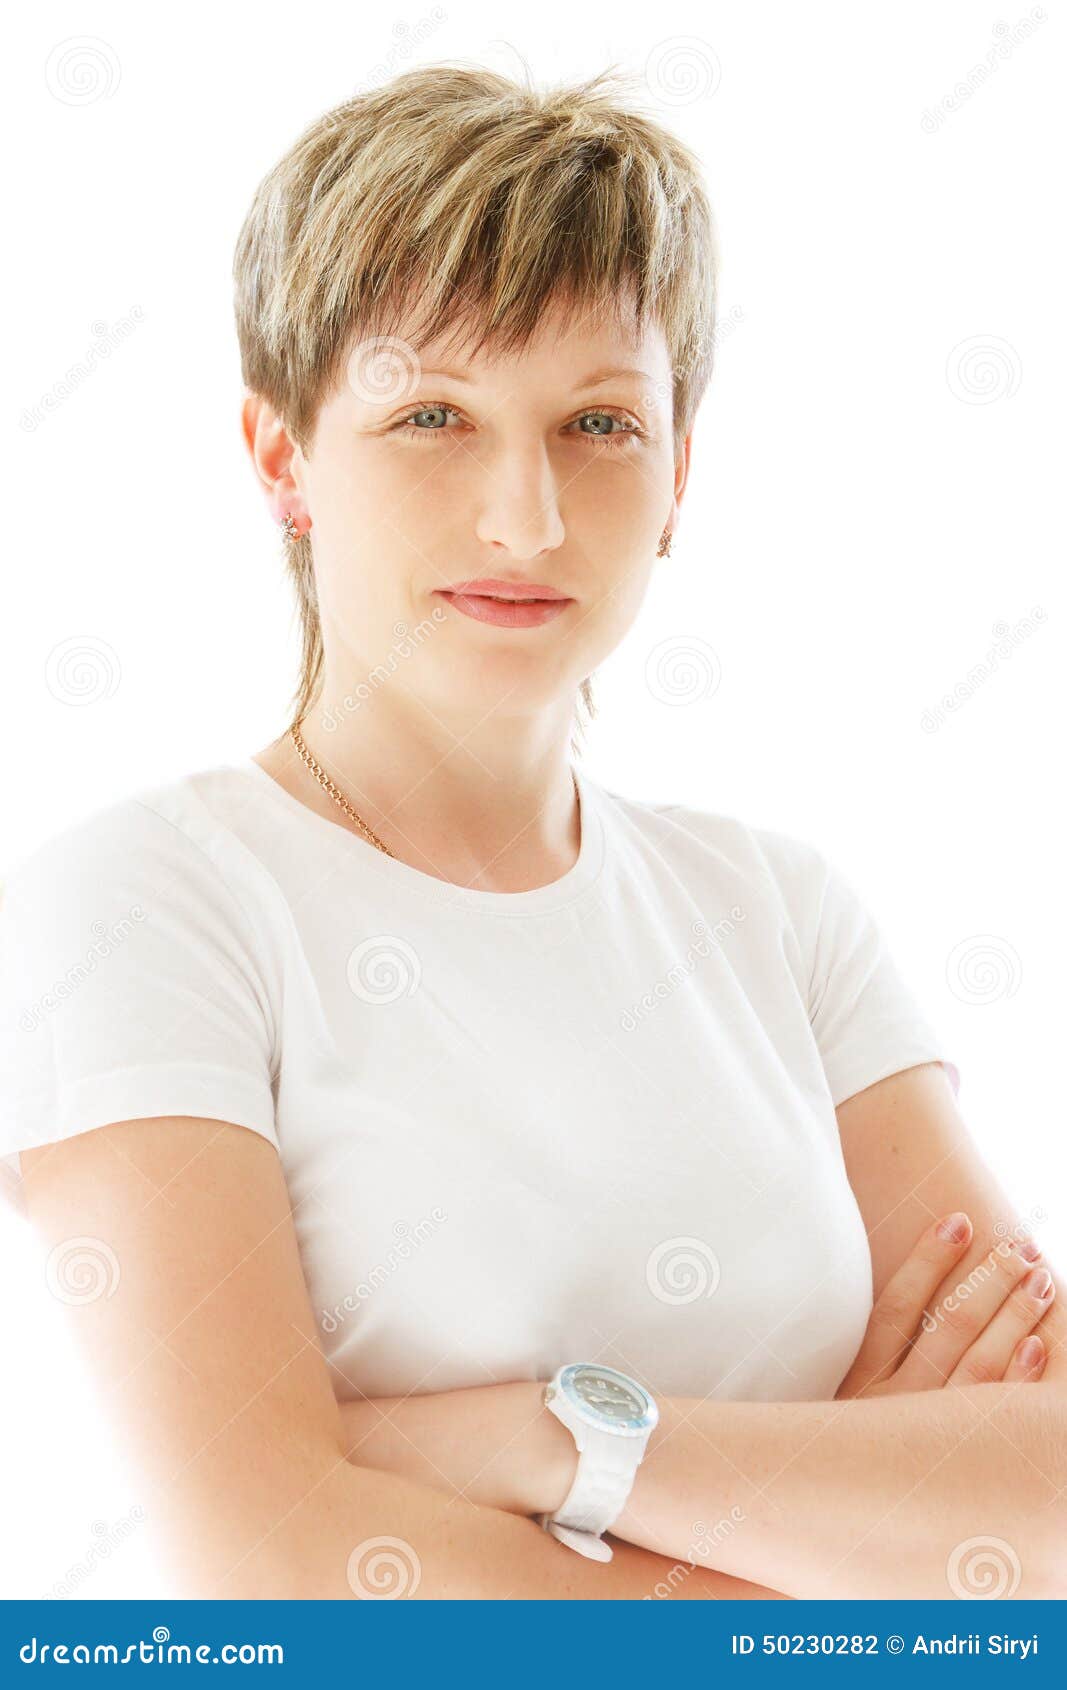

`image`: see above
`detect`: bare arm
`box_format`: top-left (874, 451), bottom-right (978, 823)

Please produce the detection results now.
top-left (610, 1376), bottom-right (1067, 1599)
top-left (19, 1116), bottom-right (780, 1599)
top-left (335, 1152), bottom-right (1067, 1600)
top-left (340, 1370), bottom-right (1066, 1600)
top-left (337, 1384), bottom-right (790, 1597)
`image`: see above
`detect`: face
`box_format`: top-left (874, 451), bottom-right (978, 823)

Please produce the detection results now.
top-left (248, 291), bottom-right (691, 729)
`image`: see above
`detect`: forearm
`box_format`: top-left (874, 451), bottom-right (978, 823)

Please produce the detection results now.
top-left (168, 1434), bottom-right (772, 1600)
top-left (336, 1385), bottom-right (789, 1600)
top-left (612, 1385), bottom-right (1067, 1600)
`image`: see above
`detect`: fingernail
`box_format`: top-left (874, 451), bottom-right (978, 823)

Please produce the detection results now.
top-left (1014, 1236), bottom-right (1041, 1262)
top-left (1017, 1337), bottom-right (1045, 1370)
top-left (1025, 1267), bottom-right (1053, 1300)
top-left (936, 1211), bottom-right (970, 1243)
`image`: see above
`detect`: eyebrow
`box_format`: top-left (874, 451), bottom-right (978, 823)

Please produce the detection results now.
top-left (415, 364), bottom-right (654, 390)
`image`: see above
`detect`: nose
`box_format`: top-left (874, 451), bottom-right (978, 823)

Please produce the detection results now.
top-left (473, 439), bottom-right (567, 560)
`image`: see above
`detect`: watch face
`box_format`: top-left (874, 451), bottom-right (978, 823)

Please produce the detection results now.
top-left (561, 1364), bottom-right (657, 1433)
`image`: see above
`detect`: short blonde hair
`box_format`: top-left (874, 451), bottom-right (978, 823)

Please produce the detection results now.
top-left (232, 61), bottom-right (719, 741)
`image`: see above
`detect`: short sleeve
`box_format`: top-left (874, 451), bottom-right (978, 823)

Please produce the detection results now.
top-left (804, 849), bottom-right (960, 1109)
top-left (0, 799), bottom-right (281, 1205)
top-left (753, 825), bottom-right (961, 1110)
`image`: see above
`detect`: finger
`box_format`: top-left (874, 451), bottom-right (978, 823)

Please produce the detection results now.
top-left (1002, 1333), bottom-right (1047, 1384)
top-left (839, 1210), bottom-right (974, 1396)
top-left (944, 1265), bottom-right (1056, 1387)
top-left (896, 1236), bottom-right (1045, 1390)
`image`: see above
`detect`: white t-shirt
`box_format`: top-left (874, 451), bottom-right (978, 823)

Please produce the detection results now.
top-left (0, 759), bottom-right (958, 1404)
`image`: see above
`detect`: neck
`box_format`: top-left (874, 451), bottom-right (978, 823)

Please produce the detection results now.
top-left (272, 689), bottom-right (583, 892)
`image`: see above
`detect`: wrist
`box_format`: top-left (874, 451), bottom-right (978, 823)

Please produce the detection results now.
top-left (506, 1379), bottom-right (579, 1517)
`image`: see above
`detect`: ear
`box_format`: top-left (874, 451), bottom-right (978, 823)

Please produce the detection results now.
top-left (664, 429), bottom-right (693, 543)
top-left (241, 392), bottom-right (306, 525)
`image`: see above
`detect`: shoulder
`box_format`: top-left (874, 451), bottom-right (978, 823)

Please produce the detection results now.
top-left (0, 768), bottom-right (281, 1039)
top-left (594, 779), bottom-right (835, 907)
top-left (2, 765), bottom-right (262, 926)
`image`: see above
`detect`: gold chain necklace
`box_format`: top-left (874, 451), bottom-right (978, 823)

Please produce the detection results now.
top-left (288, 723), bottom-right (582, 870)
top-left (288, 724), bottom-right (397, 858)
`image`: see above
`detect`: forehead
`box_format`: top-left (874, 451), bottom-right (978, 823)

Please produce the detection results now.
top-left (398, 289), bottom-right (670, 384)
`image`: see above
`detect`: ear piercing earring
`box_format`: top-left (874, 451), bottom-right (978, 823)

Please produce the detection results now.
top-left (281, 510), bottom-right (666, 553)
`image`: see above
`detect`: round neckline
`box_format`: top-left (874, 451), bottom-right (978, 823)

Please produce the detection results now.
top-left (238, 755), bottom-right (607, 915)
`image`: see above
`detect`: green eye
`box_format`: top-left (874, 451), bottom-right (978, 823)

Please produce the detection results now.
top-left (393, 404), bottom-right (644, 447)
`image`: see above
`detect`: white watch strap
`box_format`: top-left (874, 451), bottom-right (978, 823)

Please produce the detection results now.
top-left (553, 1427), bottom-right (643, 1535)
top-left (543, 1517), bottom-right (615, 1561)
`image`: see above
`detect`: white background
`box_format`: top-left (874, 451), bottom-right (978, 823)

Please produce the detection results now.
top-left (2, 0), bottom-right (1063, 1599)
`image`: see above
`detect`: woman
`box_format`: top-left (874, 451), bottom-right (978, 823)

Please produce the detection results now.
top-left (2, 63), bottom-right (1063, 1601)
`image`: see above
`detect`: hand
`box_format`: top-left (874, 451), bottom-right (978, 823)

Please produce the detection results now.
top-left (835, 1213), bottom-right (1054, 1399)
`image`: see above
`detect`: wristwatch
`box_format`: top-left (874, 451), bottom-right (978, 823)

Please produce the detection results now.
top-left (536, 1362), bottom-right (659, 1562)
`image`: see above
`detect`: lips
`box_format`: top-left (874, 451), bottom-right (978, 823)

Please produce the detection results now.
top-left (433, 589), bottom-right (573, 629)
top-left (440, 578), bottom-right (570, 602)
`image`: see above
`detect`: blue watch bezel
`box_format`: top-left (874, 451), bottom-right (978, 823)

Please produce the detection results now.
top-left (557, 1363), bottom-right (658, 1435)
